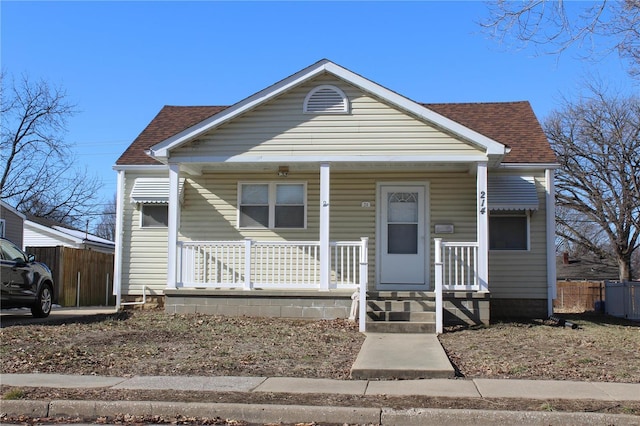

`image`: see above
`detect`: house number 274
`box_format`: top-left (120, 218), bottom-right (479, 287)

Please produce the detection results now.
top-left (479, 191), bottom-right (486, 215)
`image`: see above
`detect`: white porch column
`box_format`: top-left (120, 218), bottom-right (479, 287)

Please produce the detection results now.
top-left (477, 162), bottom-right (489, 292)
top-left (545, 169), bottom-right (557, 316)
top-left (320, 162), bottom-right (330, 291)
top-left (167, 163), bottom-right (180, 290)
top-left (434, 238), bottom-right (444, 334)
top-left (114, 170), bottom-right (125, 309)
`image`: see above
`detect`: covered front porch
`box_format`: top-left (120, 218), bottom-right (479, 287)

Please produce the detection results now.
top-left (161, 160), bottom-right (492, 332)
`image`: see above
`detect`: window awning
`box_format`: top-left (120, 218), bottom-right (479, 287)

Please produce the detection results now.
top-left (488, 176), bottom-right (538, 211)
top-left (130, 178), bottom-right (185, 204)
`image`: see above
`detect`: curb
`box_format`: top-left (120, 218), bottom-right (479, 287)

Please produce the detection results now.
top-left (2, 400), bottom-right (640, 425)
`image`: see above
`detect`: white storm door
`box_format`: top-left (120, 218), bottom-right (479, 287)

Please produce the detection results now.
top-left (379, 185), bottom-right (426, 288)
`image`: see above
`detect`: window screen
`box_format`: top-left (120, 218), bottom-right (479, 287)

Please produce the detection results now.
top-left (141, 204), bottom-right (169, 228)
top-left (489, 212), bottom-right (528, 250)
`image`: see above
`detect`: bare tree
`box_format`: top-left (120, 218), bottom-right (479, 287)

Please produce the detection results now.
top-left (482, 1), bottom-right (640, 77)
top-left (545, 83), bottom-right (640, 281)
top-left (1, 72), bottom-right (102, 227)
top-left (94, 195), bottom-right (116, 241)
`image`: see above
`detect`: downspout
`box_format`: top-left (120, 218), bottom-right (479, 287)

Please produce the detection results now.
top-left (114, 169), bottom-right (125, 309)
top-left (545, 169), bottom-right (557, 316)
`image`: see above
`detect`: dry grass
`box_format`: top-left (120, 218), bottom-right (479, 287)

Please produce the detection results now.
top-left (0, 310), bottom-right (363, 379)
top-left (1, 310), bottom-right (639, 383)
top-left (438, 313), bottom-right (640, 383)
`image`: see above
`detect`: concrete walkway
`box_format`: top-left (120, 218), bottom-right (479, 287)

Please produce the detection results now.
top-left (351, 333), bottom-right (455, 379)
top-left (2, 373), bottom-right (640, 425)
top-left (0, 306), bottom-right (117, 327)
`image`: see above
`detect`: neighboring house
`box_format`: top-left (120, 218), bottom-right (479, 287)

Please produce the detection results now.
top-left (114, 59), bottom-right (558, 331)
top-left (24, 215), bottom-right (115, 254)
top-left (556, 252), bottom-right (619, 282)
top-left (0, 201), bottom-right (26, 248)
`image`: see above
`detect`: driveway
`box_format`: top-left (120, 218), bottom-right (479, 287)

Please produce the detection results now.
top-left (0, 306), bottom-right (117, 327)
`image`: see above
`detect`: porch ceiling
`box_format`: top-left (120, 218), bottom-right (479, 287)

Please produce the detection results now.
top-left (180, 161), bottom-right (474, 175)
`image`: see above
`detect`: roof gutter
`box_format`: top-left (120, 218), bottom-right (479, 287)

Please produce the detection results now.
top-left (499, 162), bottom-right (561, 170)
top-left (112, 164), bottom-right (168, 171)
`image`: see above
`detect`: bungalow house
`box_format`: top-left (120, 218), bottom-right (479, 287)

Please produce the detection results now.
top-left (113, 60), bottom-right (558, 332)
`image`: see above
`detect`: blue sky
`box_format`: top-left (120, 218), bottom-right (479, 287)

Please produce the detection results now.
top-left (1, 1), bottom-right (634, 215)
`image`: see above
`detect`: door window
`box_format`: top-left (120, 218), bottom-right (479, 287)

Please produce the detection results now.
top-left (387, 192), bottom-right (418, 254)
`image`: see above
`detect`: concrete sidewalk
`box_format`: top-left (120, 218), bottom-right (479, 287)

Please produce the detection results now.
top-left (2, 373), bottom-right (639, 401)
top-left (2, 374), bottom-right (639, 425)
top-left (0, 374), bottom-right (640, 426)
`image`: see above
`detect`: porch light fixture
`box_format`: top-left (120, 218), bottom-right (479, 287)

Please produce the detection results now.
top-left (278, 166), bottom-right (289, 177)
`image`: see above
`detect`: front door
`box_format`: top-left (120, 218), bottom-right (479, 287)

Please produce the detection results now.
top-left (378, 184), bottom-right (427, 289)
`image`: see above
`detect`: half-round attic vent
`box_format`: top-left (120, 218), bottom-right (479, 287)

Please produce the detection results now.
top-left (303, 85), bottom-right (349, 114)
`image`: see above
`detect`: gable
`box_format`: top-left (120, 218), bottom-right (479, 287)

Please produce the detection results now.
top-left (170, 74), bottom-right (485, 162)
top-left (116, 60), bottom-right (556, 167)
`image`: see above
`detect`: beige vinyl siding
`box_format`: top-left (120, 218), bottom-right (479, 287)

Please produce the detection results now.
top-left (488, 172), bottom-right (548, 299)
top-left (123, 168), bottom-right (549, 296)
top-left (121, 171), bottom-right (170, 296)
top-left (180, 170), bottom-right (478, 289)
top-left (172, 75), bottom-right (482, 160)
top-left (427, 173), bottom-right (478, 287)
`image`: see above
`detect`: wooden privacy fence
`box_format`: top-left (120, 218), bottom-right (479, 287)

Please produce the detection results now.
top-left (26, 246), bottom-right (115, 307)
top-left (554, 281), bottom-right (604, 313)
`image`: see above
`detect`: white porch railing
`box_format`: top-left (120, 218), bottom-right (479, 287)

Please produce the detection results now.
top-left (434, 238), bottom-right (480, 333)
top-left (440, 241), bottom-right (480, 291)
top-left (179, 238), bottom-right (367, 290)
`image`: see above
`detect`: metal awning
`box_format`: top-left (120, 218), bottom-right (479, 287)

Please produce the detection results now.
top-left (488, 176), bottom-right (539, 211)
top-left (130, 178), bottom-right (185, 204)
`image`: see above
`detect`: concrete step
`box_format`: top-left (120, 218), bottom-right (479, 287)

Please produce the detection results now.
top-left (367, 300), bottom-right (436, 312)
top-left (368, 291), bottom-right (435, 300)
top-left (365, 321), bottom-right (436, 333)
top-left (367, 311), bottom-right (435, 322)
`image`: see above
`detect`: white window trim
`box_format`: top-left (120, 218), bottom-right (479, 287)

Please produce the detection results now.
top-left (237, 181), bottom-right (307, 229)
top-left (303, 84), bottom-right (349, 114)
top-left (139, 203), bottom-right (169, 229)
top-left (0, 219), bottom-right (5, 238)
top-left (489, 210), bottom-right (531, 252)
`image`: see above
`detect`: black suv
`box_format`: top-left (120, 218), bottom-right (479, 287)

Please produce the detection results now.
top-left (0, 237), bottom-right (54, 317)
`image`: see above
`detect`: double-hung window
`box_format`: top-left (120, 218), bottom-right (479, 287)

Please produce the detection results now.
top-left (239, 182), bottom-right (306, 229)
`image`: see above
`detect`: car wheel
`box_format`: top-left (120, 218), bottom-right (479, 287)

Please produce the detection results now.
top-left (31, 283), bottom-right (53, 318)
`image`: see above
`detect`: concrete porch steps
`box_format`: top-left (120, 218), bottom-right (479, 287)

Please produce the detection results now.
top-left (365, 291), bottom-right (436, 334)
